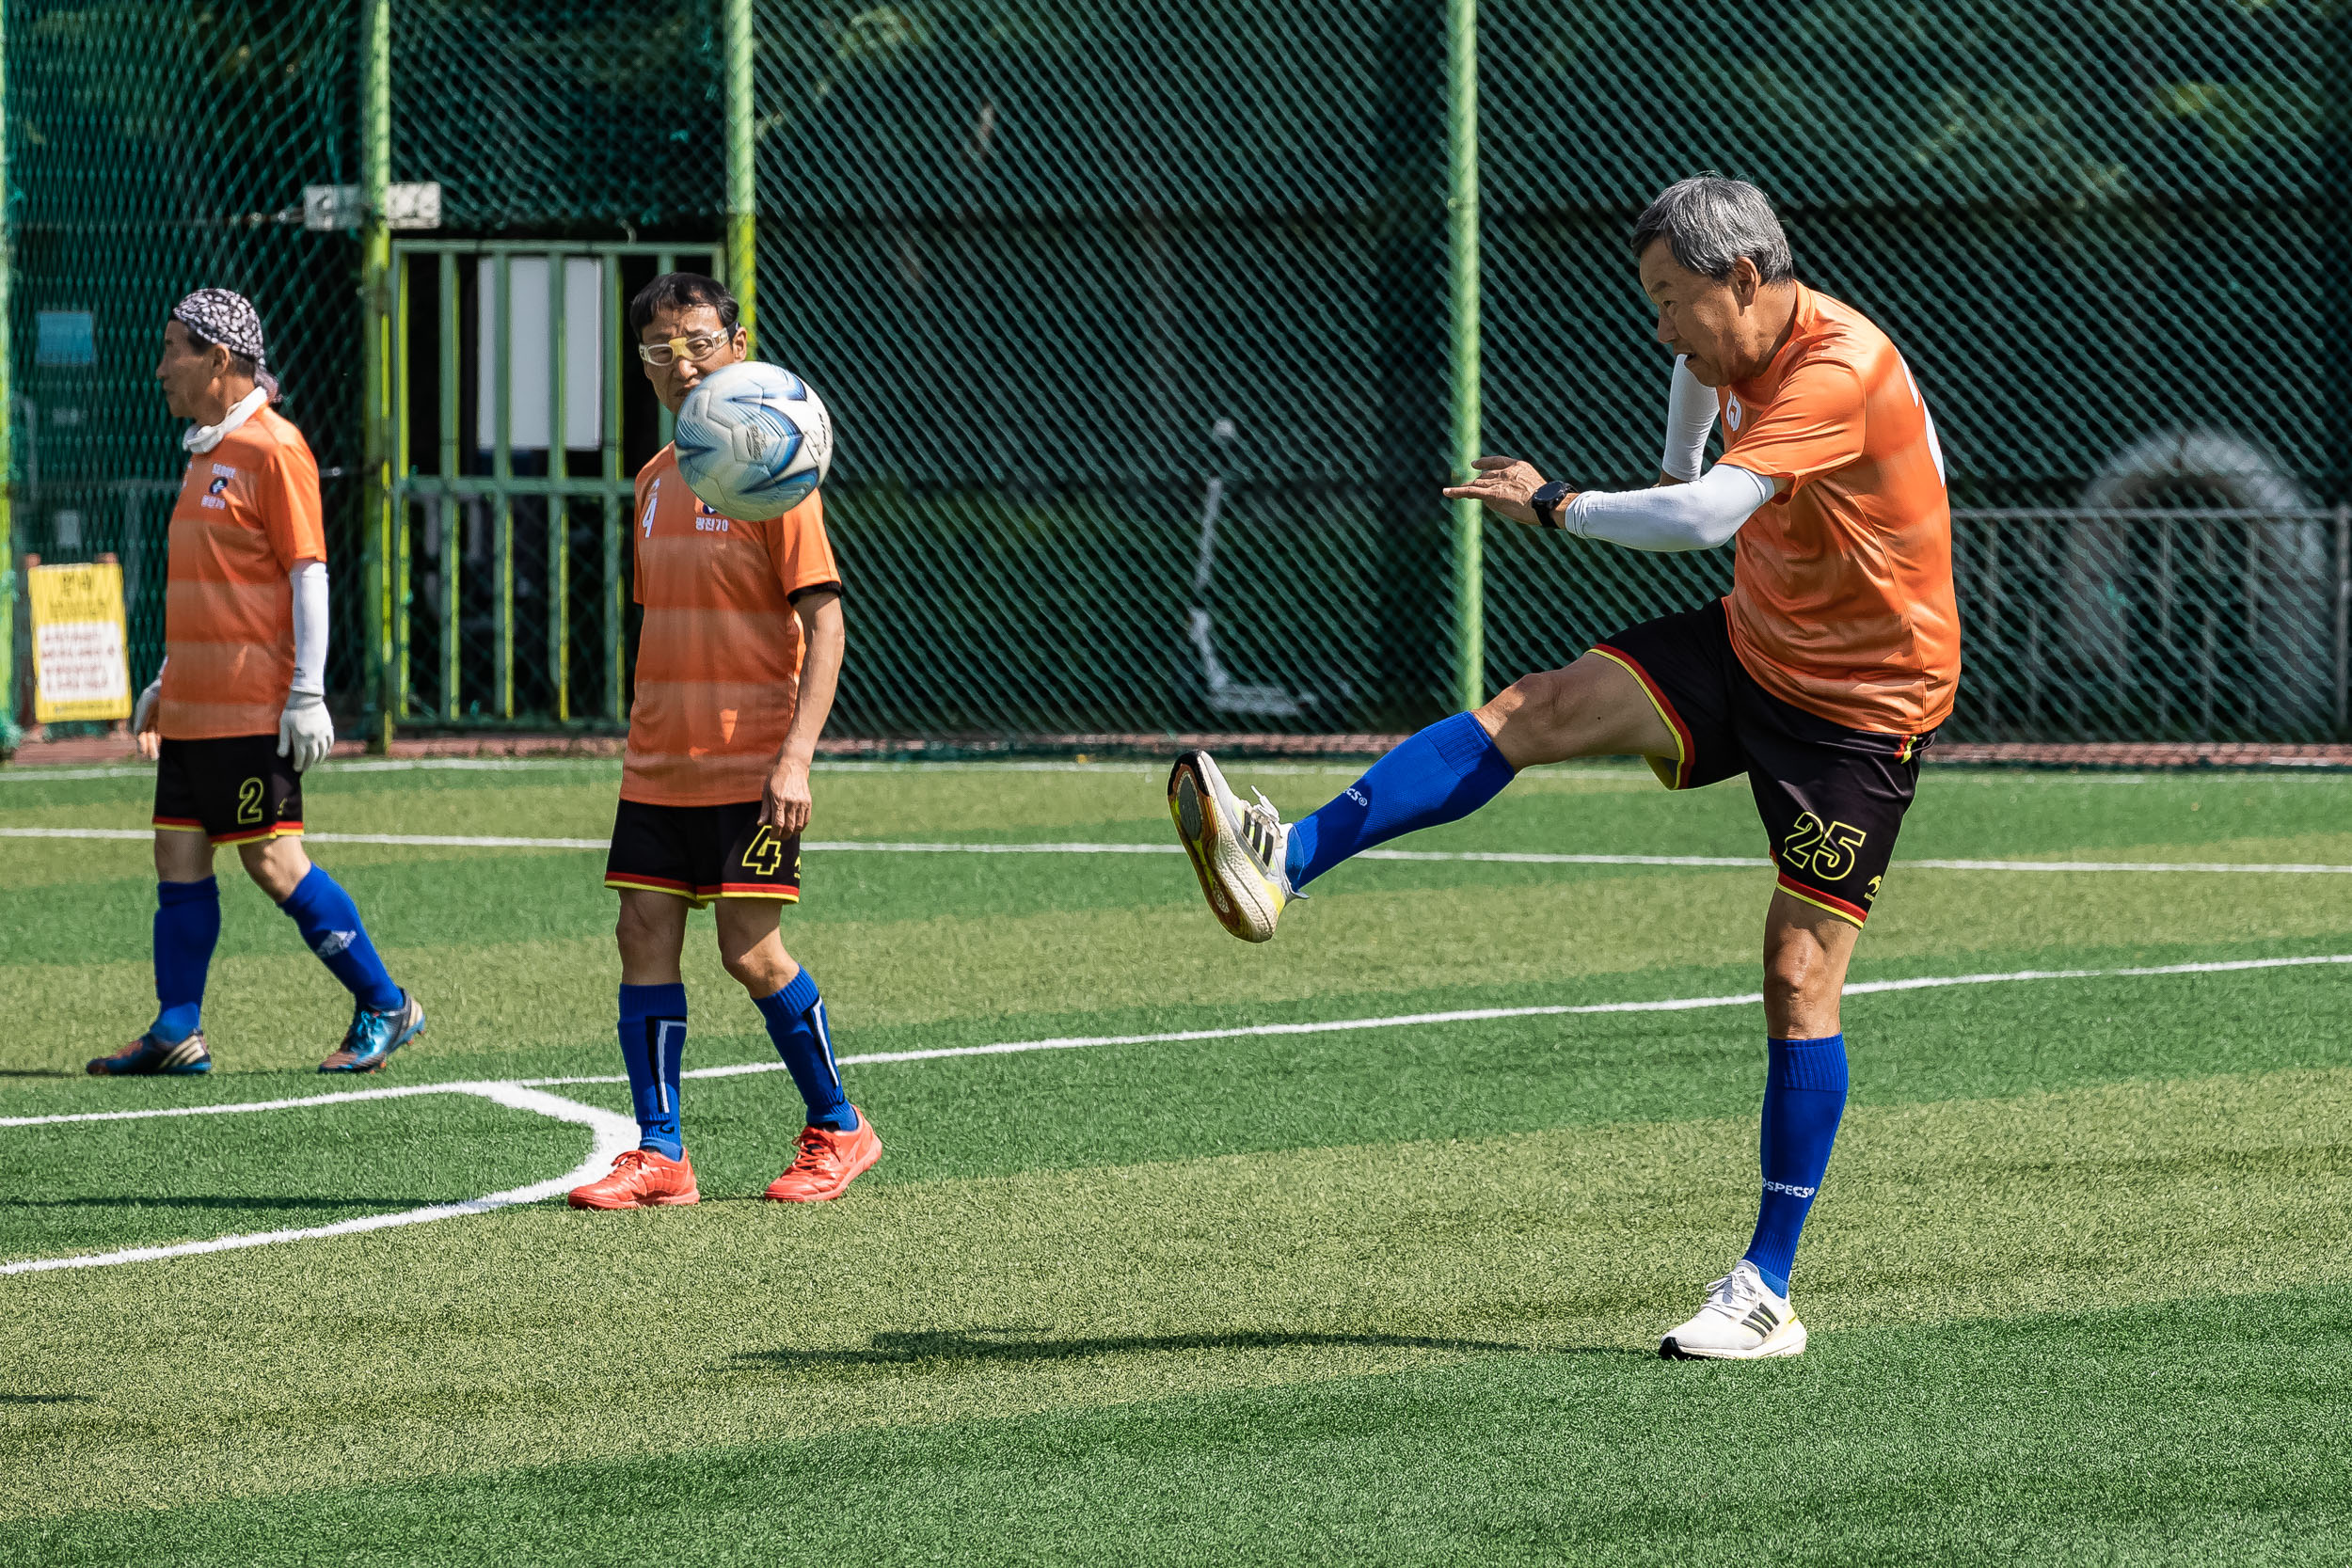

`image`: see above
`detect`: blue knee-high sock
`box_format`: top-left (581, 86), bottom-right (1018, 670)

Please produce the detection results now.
top-left (151, 878), bottom-right (221, 1043)
top-left (620, 983), bottom-right (690, 1157)
top-left (276, 865), bottom-right (403, 1013)
top-left (753, 969), bottom-right (857, 1132)
top-left (1743, 1035), bottom-right (1850, 1296)
top-left (1285, 712), bottom-right (1516, 889)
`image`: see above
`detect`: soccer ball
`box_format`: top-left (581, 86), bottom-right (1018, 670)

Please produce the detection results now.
top-left (675, 361), bottom-right (834, 519)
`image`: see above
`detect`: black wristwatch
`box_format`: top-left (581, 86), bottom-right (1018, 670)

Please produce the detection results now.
top-left (1530, 480), bottom-right (1574, 531)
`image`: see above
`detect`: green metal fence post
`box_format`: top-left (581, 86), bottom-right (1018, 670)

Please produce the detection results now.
top-left (0, 0), bottom-right (17, 754)
top-left (725, 0), bottom-right (757, 352)
top-left (359, 0), bottom-right (394, 749)
top-left (1446, 0), bottom-right (1483, 714)
top-left (437, 250), bottom-right (460, 721)
top-left (548, 250), bottom-right (570, 721)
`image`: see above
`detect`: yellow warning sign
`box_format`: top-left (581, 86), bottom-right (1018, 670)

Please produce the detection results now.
top-left (29, 562), bottom-right (133, 723)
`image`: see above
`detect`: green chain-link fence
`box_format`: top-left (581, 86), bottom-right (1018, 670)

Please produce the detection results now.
top-left (8, 0), bottom-right (2346, 750)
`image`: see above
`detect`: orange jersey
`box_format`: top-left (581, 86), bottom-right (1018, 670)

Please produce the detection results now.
top-left (159, 405), bottom-right (327, 739)
top-left (623, 447), bottom-right (843, 807)
top-left (1716, 285), bottom-right (1959, 735)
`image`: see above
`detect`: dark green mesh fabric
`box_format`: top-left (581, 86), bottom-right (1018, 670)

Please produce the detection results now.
top-left (8, 0), bottom-right (2345, 744)
top-left (6, 0), bottom-right (361, 700)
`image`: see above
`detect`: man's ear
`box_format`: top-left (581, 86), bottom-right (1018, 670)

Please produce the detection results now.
top-left (1728, 257), bottom-right (1760, 309)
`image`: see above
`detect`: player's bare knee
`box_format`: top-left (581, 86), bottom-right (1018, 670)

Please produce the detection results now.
top-left (1484, 667), bottom-right (1582, 757)
top-left (241, 838), bottom-right (310, 902)
top-left (613, 898), bottom-right (675, 963)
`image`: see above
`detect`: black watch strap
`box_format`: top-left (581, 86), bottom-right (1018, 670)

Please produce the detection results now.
top-left (1530, 480), bottom-right (1573, 531)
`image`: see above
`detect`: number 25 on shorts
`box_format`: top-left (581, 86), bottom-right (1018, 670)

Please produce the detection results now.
top-left (1781, 811), bottom-right (1867, 881)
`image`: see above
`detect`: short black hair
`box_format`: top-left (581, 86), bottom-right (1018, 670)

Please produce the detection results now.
top-left (629, 272), bottom-right (739, 338)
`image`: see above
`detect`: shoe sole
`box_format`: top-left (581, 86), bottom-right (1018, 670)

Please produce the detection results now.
top-left (1167, 754), bottom-right (1278, 943)
top-left (86, 1060), bottom-right (213, 1076)
top-left (566, 1189), bottom-right (701, 1211)
top-left (1659, 1319), bottom-right (1808, 1360)
top-left (764, 1131), bottom-right (884, 1203)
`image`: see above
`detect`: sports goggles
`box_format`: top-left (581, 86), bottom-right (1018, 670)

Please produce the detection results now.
top-left (636, 332), bottom-right (731, 367)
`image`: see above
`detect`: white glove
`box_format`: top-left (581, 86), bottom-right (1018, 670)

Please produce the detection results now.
top-left (133, 678), bottom-right (162, 736)
top-left (278, 691), bottom-right (335, 773)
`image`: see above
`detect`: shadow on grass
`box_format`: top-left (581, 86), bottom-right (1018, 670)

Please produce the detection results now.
top-left (1, 1195), bottom-right (429, 1212)
top-left (734, 1326), bottom-right (1591, 1370)
top-left (0, 1393), bottom-right (93, 1403)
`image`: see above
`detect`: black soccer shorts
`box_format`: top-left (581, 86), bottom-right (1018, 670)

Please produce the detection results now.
top-left (1591, 601), bottom-right (1932, 926)
top-left (604, 799), bottom-right (803, 906)
top-left (152, 734), bottom-right (305, 846)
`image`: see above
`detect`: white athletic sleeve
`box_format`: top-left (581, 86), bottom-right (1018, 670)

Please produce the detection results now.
top-left (1560, 462), bottom-right (1774, 552)
top-left (290, 561), bottom-right (329, 697)
top-left (1660, 356), bottom-right (1717, 483)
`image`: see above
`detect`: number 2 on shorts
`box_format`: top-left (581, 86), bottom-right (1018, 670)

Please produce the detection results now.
top-left (236, 776), bottom-right (265, 826)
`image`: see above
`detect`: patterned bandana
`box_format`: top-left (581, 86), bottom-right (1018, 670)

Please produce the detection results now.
top-left (171, 289), bottom-right (266, 364)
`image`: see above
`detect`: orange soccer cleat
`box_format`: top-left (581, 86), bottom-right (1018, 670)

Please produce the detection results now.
top-left (567, 1148), bottom-right (701, 1211)
top-left (763, 1113), bottom-right (882, 1203)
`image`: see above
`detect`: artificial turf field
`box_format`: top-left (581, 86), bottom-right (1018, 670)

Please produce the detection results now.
top-left (3, 756), bottom-right (2350, 1564)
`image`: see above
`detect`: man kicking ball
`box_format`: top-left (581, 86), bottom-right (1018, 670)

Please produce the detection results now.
top-left (567, 272), bottom-right (878, 1212)
top-left (1168, 176), bottom-right (1958, 1359)
top-left (92, 290), bottom-right (424, 1077)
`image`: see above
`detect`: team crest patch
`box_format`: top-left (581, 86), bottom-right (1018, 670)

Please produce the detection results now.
top-left (207, 476), bottom-right (230, 497)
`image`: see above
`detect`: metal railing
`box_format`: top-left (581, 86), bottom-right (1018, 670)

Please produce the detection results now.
top-left (388, 240), bottom-right (719, 731)
top-left (1952, 507), bottom-right (2352, 742)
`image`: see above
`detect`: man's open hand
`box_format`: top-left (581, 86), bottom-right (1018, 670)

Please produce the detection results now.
top-left (763, 754), bottom-right (813, 835)
top-left (1441, 457), bottom-right (1564, 528)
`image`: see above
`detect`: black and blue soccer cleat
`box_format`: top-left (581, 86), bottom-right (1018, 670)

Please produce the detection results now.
top-left (318, 990), bottom-right (425, 1074)
top-left (87, 1030), bottom-right (214, 1076)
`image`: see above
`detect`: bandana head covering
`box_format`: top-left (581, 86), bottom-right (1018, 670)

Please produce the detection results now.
top-left (171, 289), bottom-right (279, 400)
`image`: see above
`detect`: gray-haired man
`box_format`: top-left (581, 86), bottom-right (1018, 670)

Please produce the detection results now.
top-left (89, 290), bottom-right (425, 1078)
top-left (1168, 175), bottom-right (1959, 1359)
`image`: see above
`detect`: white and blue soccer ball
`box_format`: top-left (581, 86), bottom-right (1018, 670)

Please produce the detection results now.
top-left (675, 361), bottom-right (834, 519)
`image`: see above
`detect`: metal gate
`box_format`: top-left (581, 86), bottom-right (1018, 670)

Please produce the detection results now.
top-left (384, 240), bottom-right (722, 732)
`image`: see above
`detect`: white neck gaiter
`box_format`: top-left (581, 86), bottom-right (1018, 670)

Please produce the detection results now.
top-left (183, 388), bottom-right (269, 455)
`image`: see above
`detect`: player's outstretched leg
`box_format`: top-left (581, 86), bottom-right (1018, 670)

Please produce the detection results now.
top-left (1169, 712), bottom-right (1515, 942)
top-left (1169, 657), bottom-right (1675, 941)
top-left (1661, 902), bottom-right (1854, 1359)
top-left (91, 860), bottom-right (221, 1076)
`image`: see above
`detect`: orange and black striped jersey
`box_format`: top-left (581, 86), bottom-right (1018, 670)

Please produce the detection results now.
top-left (622, 446), bottom-right (843, 807)
top-left (158, 406), bottom-right (326, 739)
top-left (1718, 285), bottom-right (1959, 736)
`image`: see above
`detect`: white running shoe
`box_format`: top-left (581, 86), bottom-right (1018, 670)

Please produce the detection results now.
top-left (1658, 1260), bottom-right (1808, 1360)
top-left (1167, 750), bottom-right (1300, 942)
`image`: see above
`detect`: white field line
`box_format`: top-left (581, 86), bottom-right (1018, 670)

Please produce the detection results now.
top-left (7, 950), bottom-right (2348, 1275)
top-left (16, 758), bottom-right (2352, 787)
top-left (11, 824), bottom-right (2352, 877)
top-left (0, 1084), bottom-right (634, 1276)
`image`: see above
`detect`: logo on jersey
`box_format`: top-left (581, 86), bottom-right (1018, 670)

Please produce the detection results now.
top-left (695, 500), bottom-right (730, 533)
top-left (207, 476), bottom-right (230, 497)
top-left (1724, 393), bottom-right (1744, 434)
